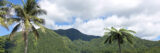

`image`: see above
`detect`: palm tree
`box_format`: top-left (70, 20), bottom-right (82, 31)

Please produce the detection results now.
top-left (0, 0), bottom-right (10, 29)
top-left (8, 0), bottom-right (46, 53)
top-left (104, 27), bottom-right (136, 53)
top-left (0, 0), bottom-right (7, 6)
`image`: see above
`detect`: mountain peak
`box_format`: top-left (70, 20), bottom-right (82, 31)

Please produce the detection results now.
top-left (68, 28), bottom-right (77, 30)
top-left (67, 28), bottom-right (79, 31)
top-left (58, 28), bottom-right (79, 31)
top-left (54, 28), bottom-right (100, 41)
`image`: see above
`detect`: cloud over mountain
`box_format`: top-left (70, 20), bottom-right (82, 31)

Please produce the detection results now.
top-left (39, 0), bottom-right (160, 40)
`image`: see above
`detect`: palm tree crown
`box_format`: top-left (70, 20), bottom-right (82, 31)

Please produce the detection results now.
top-left (8, 0), bottom-right (46, 53)
top-left (104, 27), bottom-right (136, 53)
top-left (9, 0), bottom-right (46, 40)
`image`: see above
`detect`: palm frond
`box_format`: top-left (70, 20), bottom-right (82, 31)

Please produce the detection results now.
top-left (111, 27), bottom-right (118, 32)
top-left (34, 22), bottom-right (45, 33)
top-left (104, 27), bottom-right (136, 45)
top-left (0, 0), bottom-right (7, 6)
top-left (9, 23), bottom-right (21, 40)
top-left (30, 9), bottom-right (47, 16)
top-left (31, 16), bottom-right (45, 24)
top-left (119, 36), bottom-right (124, 44)
top-left (121, 31), bottom-right (135, 44)
top-left (0, 17), bottom-right (9, 29)
top-left (104, 27), bottom-right (111, 31)
top-left (128, 30), bottom-right (136, 33)
top-left (104, 35), bottom-right (111, 44)
top-left (7, 18), bottom-right (21, 22)
top-left (13, 5), bottom-right (26, 18)
top-left (31, 24), bottom-right (39, 40)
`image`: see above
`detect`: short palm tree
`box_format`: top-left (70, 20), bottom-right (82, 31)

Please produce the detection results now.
top-left (104, 27), bottom-right (136, 53)
top-left (8, 0), bottom-right (46, 53)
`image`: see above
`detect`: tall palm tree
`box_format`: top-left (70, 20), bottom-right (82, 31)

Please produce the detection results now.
top-left (104, 27), bottom-right (136, 53)
top-left (8, 0), bottom-right (46, 53)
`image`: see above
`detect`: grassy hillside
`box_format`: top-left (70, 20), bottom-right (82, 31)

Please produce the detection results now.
top-left (1, 28), bottom-right (160, 53)
top-left (6, 28), bottom-right (77, 53)
top-left (72, 36), bottom-right (160, 53)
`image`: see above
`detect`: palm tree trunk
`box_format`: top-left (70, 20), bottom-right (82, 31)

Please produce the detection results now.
top-left (24, 31), bottom-right (28, 53)
top-left (118, 38), bottom-right (121, 53)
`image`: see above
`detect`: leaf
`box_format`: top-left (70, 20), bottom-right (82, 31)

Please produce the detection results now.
top-left (104, 27), bottom-right (111, 31)
top-left (30, 9), bottom-right (47, 15)
top-left (111, 27), bottom-right (117, 32)
top-left (31, 24), bottom-right (39, 40)
top-left (0, 0), bottom-right (7, 6)
top-left (34, 22), bottom-right (45, 33)
top-left (104, 36), bottom-right (111, 44)
top-left (0, 17), bottom-right (8, 30)
top-left (7, 18), bottom-right (21, 22)
top-left (31, 16), bottom-right (45, 24)
top-left (9, 23), bottom-right (21, 40)
top-left (121, 31), bottom-right (134, 44)
top-left (128, 30), bottom-right (136, 33)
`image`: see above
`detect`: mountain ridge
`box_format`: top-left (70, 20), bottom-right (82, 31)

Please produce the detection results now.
top-left (54, 28), bottom-right (100, 41)
top-left (1, 28), bottom-right (160, 53)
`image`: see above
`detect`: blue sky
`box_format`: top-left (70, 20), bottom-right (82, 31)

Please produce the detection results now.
top-left (0, 26), bottom-right (11, 36)
top-left (1, 0), bottom-right (160, 41)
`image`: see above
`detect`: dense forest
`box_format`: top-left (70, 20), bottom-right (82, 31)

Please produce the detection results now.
top-left (0, 28), bottom-right (160, 53)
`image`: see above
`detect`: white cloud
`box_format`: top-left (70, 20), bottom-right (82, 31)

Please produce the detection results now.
top-left (38, 0), bottom-right (160, 40)
top-left (39, 0), bottom-right (144, 21)
top-left (51, 12), bottom-right (160, 40)
top-left (74, 18), bottom-right (106, 36)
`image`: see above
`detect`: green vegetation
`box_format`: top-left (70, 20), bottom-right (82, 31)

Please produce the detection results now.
top-left (0, 0), bottom-right (11, 29)
top-left (6, 28), bottom-right (76, 53)
top-left (0, 0), bottom-right (8, 6)
top-left (104, 27), bottom-right (136, 53)
top-left (0, 37), bottom-right (5, 53)
top-left (7, 0), bottom-right (46, 53)
top-left (0, 0), bottom-right (160, 53)
top-left (54, 28), bottom-right (99, 41)
top-left (0, 28), bottom-right (159, 53)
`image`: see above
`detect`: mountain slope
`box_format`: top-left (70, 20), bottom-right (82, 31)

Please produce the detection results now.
top-left (2, 28), bottom-right (160, 53)
top-left (54, 28), bottom-right (100, 41)
top-left (6, 28), bottom-right (77, 53)
top-left (72, 36), bottom-right (160, 53)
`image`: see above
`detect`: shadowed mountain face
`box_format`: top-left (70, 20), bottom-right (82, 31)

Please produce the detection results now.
top-left (54, 28), bottom-right (100, 41)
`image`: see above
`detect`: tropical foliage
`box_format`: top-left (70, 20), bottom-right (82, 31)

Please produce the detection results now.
top-left (0, 37), bottom-right (5, 53)
top-left (0, 0), bottom-right (12, 29)
top-left (5, 0), bottom-right (47, 53)
top-left (0, 0), bottom-right (160, 53)
top-left (0, 28), bottom-right (159, 53)
top-left (104, 27), bottom-right (136, 53)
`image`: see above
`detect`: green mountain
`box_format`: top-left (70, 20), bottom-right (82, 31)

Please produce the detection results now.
top-left (73, 36), bottom-right (160, 53)
top-left (54, 28), bottom-right (100, 41)
top-left (5, 28), bottom-right (77, 53)
top-left (1, 28), bottom-right (160, 53)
